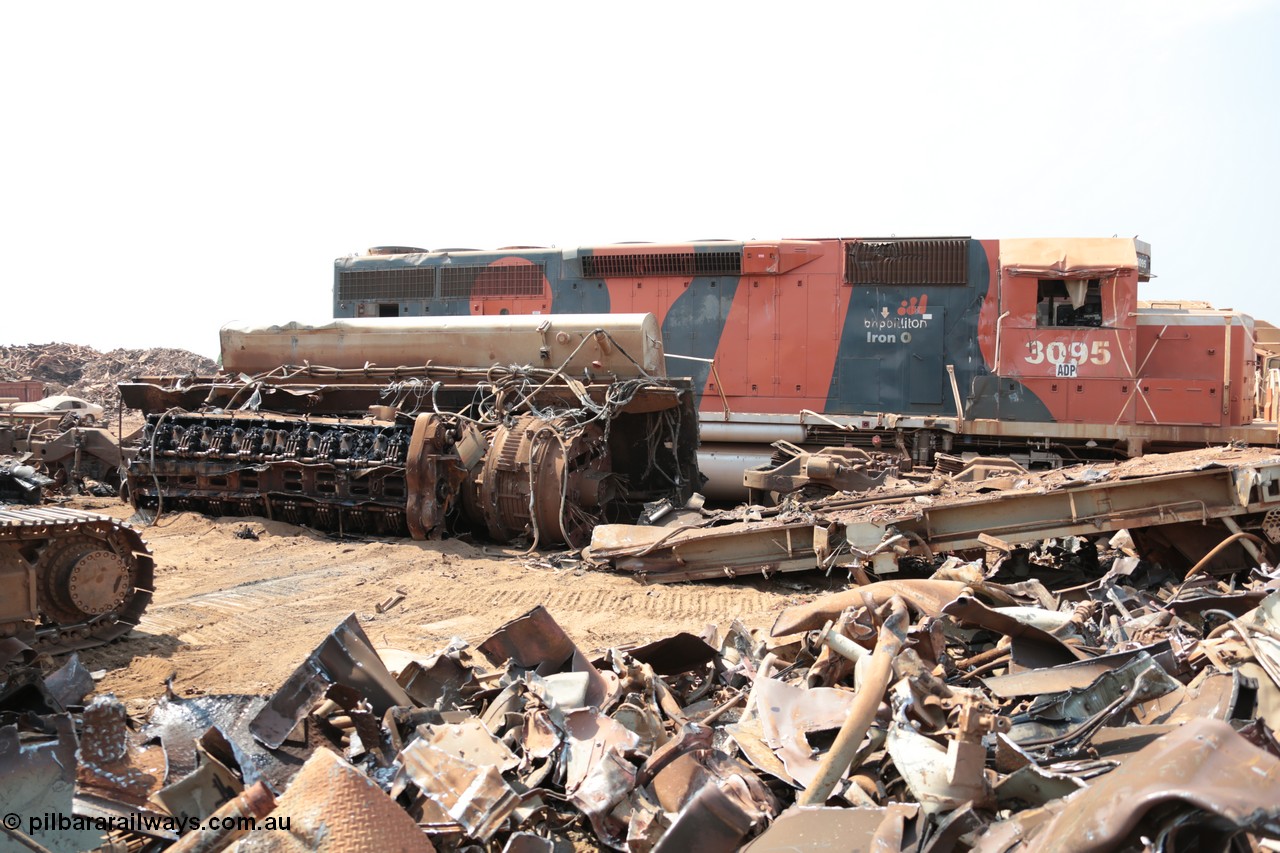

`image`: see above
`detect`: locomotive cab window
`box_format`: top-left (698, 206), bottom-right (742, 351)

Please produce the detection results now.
top-left (1036, 279), bottom-right (1103, 328)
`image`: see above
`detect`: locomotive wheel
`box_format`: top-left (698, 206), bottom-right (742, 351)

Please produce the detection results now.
top-left (38, 534), bottom-right (135, 623)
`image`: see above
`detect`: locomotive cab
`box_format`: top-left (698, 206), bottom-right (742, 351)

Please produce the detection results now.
top-left (987, 238), bottom-right (1258, 429)
top-left (989, 238), bottom-right (1143, 425)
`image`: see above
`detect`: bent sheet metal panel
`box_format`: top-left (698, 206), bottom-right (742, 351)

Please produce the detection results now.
top-left (0, 716), bottom-right (107, 853)
top-left (1026, 718), bottom-right (1280, 852)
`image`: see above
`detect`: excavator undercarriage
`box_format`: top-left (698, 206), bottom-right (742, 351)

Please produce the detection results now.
top-left (0, 506), bottom-right (154, 654)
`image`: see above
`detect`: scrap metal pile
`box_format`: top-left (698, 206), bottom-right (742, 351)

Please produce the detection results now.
top-left (5, 546), bottom-right (1280, 852)
top-left (0, 343), bottom-right (215, 496)
top-left (119, 316), bottom-right (699, 546)
top-left (0, 424), bottom-right (126, 494)
top-left (0, 343), bottom-right (217, 410)
top-left (589, 445), bottom-right (1280, 584)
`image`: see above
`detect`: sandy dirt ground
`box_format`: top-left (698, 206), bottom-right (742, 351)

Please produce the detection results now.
top-left (66, 496), bottom-right (840, 713)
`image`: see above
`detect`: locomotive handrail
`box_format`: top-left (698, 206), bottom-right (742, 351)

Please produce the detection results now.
top-left (665, 353), bottom-right (732, 420)
top-left (799, 409), bottom-right (855, 432)
top-left (946, 364), bottom-right (967, 428)
top-left (992, 311), bottom-right (1011, 374)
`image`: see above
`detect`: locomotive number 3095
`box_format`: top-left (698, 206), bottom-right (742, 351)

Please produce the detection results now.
top-left (1024, 340), bottom-right (1112, 372)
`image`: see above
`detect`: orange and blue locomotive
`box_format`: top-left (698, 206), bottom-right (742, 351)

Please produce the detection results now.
top-left (334, 236), bottom-right (1275, 482)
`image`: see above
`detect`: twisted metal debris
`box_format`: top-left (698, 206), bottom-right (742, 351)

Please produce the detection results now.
top-left (4, 526), bottom-right (1280, 852)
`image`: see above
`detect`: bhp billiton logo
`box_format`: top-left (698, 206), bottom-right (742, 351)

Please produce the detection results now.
top-left (898, 295), bottom-right (928, 317)
top-left (868, 294), bottom-right (933, 343)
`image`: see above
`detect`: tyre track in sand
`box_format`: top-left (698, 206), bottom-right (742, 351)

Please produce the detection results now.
top-left (77, 509), bottom-right (815, 701)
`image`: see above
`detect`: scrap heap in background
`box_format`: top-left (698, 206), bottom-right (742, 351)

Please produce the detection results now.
top-left (0, 343), bottom-right (217, 410)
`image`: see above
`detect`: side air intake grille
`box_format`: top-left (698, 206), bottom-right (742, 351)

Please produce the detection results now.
top-left (582, 251), bottom-right (741, 278)
top-left (336, 268), bottom-right (436, 301)
top-left (440, 264), bottom-right (545, 300)
top-left (845, 238), bottom-right (969, 285)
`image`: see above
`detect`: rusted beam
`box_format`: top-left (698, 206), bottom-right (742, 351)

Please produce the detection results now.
top-left (826, 450), bottom-right (1280, 572)
top-left (590, 520), bottom-right (816, 583)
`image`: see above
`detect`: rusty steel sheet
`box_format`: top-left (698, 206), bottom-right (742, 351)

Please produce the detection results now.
top-left (588, 518), bottom-right (818, 583)
top-left (752, 676), bottom-right (858, 789)
top-left (650, 781), bottom-right (756, 853)
top-left (886, 724), bottom-right (993, 816)
top-left (250, 614), bottom-right (412, 751)
top-left (0, 715), bottom-right (108, 853)
top-left (417, 719), bottom-right (519, 774)
top-left (743, 804), bottom-right (920, 852)
top-left (980, 641), bottom-right (1174, 698)
top-left (648, 749), bottom-right (777, 821)
top-left (477, 605), bottom-right (608, 707)
top-left (43, 653), bottom-right (94, 710)
top-left (233, 749), bottom-right (436, 852)
top-left (151, 744), bottom-right (246, 829)
top-left (398, 738), bottom-right (518, 841)
top-left (626, 632), bottom-right (720, 677)
top-left (10, 516), bottom-right (1280, 853)
top-left (994, 763), bottom-right (1084, 809)
top-left (1024, 718), bottom-right (1280, 852)
top-left (942, 594), bottom-right (1088, 671)
top-left (396, 652), bottom-right (480, 712)
top-left (146, 692), bottom-right (310, 793)
top-left (1133, 667), bottom-right (1256, 726)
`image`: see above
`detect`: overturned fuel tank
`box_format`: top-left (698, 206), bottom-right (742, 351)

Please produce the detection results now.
top-left (120, 315), bottom-right (698, 546)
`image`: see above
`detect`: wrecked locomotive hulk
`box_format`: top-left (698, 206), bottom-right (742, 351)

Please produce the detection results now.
top-left (119, 314), bottom-right (699, 546)
top-left (333, 237), bottom-right (1280, 502)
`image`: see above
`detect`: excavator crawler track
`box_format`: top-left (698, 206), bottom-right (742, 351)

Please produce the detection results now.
top-left (0, 506), bottom-right (154, 655)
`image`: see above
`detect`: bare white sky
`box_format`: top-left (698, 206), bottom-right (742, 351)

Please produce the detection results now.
top-left (2, 1), bottom-right (1276, 359)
